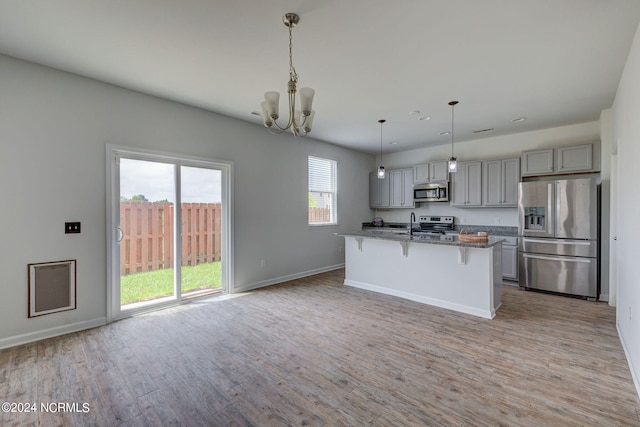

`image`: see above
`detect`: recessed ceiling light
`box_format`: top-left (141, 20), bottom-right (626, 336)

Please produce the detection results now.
top-left (389, 140), bottom-right (398, 145)
top-left (409, 110), bottom-right (421, 115)
top-left (251, 111), bottom-right (261, 116)
top-left (440, 131), bottom-right (450, 136)
top-left (418, 116), bottom-right (431, 121)
top-left (511, 117), bottom-right (526, 123)
top-left (473, 128), bottom-right (495, 134)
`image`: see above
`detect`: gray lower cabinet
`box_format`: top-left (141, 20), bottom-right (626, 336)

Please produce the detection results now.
top-left (452, 161), bottom-right (482, 207)
top-left (499, 236), bottom-right (518, 281)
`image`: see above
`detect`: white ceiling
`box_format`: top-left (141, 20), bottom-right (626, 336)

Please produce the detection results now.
top-left (1, 0), bottom-right (640, 154)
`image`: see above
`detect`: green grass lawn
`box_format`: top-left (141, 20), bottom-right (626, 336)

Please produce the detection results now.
top-left (121, 262), bottom-right (222, 305)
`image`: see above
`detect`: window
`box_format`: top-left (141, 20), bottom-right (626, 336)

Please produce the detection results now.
top-left (308, 156), bottom-right (337, 225)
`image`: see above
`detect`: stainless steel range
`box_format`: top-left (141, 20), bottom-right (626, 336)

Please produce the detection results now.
top-left (414, 216), bottom-right (455, 240)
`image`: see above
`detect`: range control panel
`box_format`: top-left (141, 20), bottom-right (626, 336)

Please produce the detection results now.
top-left (418, 216), bottom-right (454, 224)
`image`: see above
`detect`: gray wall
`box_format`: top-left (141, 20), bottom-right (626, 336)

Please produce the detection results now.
top-left (611, 20), bottom-right (640, 398)
top-left (0, 55), bottom-right (372, 347)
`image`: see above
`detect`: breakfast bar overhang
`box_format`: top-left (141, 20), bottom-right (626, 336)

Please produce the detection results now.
top-left (337, 231), bottom-right (504, 319)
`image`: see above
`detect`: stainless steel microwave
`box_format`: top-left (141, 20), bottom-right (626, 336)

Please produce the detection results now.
top-left (413, 182), bottom-right (449, 202)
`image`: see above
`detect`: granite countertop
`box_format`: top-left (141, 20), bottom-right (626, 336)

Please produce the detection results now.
top-left (338, 230), bottom-right (505, 249)
top-left (362, 222), bottom-right (518, 237)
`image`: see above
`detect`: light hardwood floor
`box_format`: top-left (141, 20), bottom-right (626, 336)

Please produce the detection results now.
top-left (1, 269), bottom-right (639, 426)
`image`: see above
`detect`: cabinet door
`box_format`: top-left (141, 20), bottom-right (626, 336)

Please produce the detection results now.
top-left (557, 144), bottom-right (593, 173)
top-left (451, 164), bottom-right (468, 206)
top-left (522, 148), bottom-right (554, 176)
top-left (482, 160), bottom-right (502, 206)
top-left (502, 158), bottom-right (520, 206)
top-left (466, 162), bottom-right (482, 206)
top-left (390, 169), bottom-right (414, 208)
top-left (502, 244), bottom-right (518, 280)
top-left (402, 169), bottom-right (415, 208)
top-left (430, 161), bottom-right (449, 182)
top-left (413, 164), bottom-right (430, 184)
top-left (369, 172), bottom-right (390, 208)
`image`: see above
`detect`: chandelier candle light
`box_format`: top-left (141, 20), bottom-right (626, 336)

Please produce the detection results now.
top-left (448, 100), bottom-right (459, 173)
top-left (261, 13), bottom-right (315, 137)
top-left (377, 119), bottom-right (386, 179)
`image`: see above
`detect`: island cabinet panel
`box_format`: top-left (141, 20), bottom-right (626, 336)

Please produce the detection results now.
top-left (452, 161), bottom-right (482, 207)
top-left (340, 235), bottom-right (502, 319)
top-left (389, 168), bottom-right (415, 208)
top-left (369, 172), bottom-right (390, 208)
top-left (482, 157), bottom-right (520, 207)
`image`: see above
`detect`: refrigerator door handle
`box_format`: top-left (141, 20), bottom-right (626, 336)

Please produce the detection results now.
top-left (548, 181), bottom-right (555, 236)
top-left (522, 253), bottom-right (593, 263)
top-left (522, 238), bottom-right (592, 246)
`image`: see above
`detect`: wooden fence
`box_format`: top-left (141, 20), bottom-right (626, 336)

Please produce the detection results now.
top-left (308, 207), bottom-right (331, 224)
top-left (120, 202), bottom-right (221, 275)
top-left (120, 203), bottom-right (332, 275)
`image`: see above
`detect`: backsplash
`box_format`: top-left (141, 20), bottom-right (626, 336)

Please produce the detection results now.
top-left (371, 204), bottom-right (518, 227)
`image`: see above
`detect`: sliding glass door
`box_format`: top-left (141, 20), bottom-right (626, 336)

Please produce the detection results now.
top-left (107, 146), bottom-right (232, 320)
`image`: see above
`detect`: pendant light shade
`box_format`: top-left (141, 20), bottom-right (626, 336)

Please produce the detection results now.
top-left (377, 119), bottom-right (386, 179)
top-left (448, 101), bottom-right (459, 173)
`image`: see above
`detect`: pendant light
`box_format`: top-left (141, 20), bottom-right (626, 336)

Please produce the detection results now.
top-left (377, 119), bottom-right (386, 179)
top-left (448, 100), bottom-right (459, 173)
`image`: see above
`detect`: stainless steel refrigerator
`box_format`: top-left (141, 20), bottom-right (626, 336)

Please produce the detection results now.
top-left (518, 178), bottom-right (599, 299)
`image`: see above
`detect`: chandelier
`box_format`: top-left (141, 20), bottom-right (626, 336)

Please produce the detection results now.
top-left (260, 13), bottom-right (315, 137)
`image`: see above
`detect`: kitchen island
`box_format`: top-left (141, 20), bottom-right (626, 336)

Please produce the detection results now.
top-left (337, 230), bottom-right (503, 319)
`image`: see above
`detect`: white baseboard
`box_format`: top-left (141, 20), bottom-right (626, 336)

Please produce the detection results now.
top-left (618, 322), bottom-right (640, 400)
top-left (234, 264), bottom-right (344, 293)
top-left (343, 279), bottom-right (495, 319)
top-left (0, 317), bottom-right (107, 350)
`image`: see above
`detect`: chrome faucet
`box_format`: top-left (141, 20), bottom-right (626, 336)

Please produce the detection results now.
top-left (410, 212), bottom-right (416, 236)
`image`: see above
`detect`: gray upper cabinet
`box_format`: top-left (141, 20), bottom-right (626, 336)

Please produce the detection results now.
top-left (556, 143), bottom-right (593, 173)
top-left (522, 142), bottom-right (598, 177)
top-left (413, 160), bottom-right (449, 184)
top-left (521, 148), bottom-right (554, 176)
top-left (369, 172), bottom-right (390, 208)
top-left (390, 168), bottom-right (415, 208)
top-left (429, 161), bottom-right (449, 182)
top-left (482, 158), bottom-right (520, 207)
top-left (451, 161), bottom-right (482, 207)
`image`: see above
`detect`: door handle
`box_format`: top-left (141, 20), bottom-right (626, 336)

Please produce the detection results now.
top-left (116, 227), bottom-right (124, 243)
top-left (523, 253), bottom-right (592, 263)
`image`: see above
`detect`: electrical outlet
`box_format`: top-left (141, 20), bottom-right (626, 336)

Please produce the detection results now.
top-left (65, 222), bottom-right (81, 234)
top-left (260, 259), bottom-right (266, 267)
